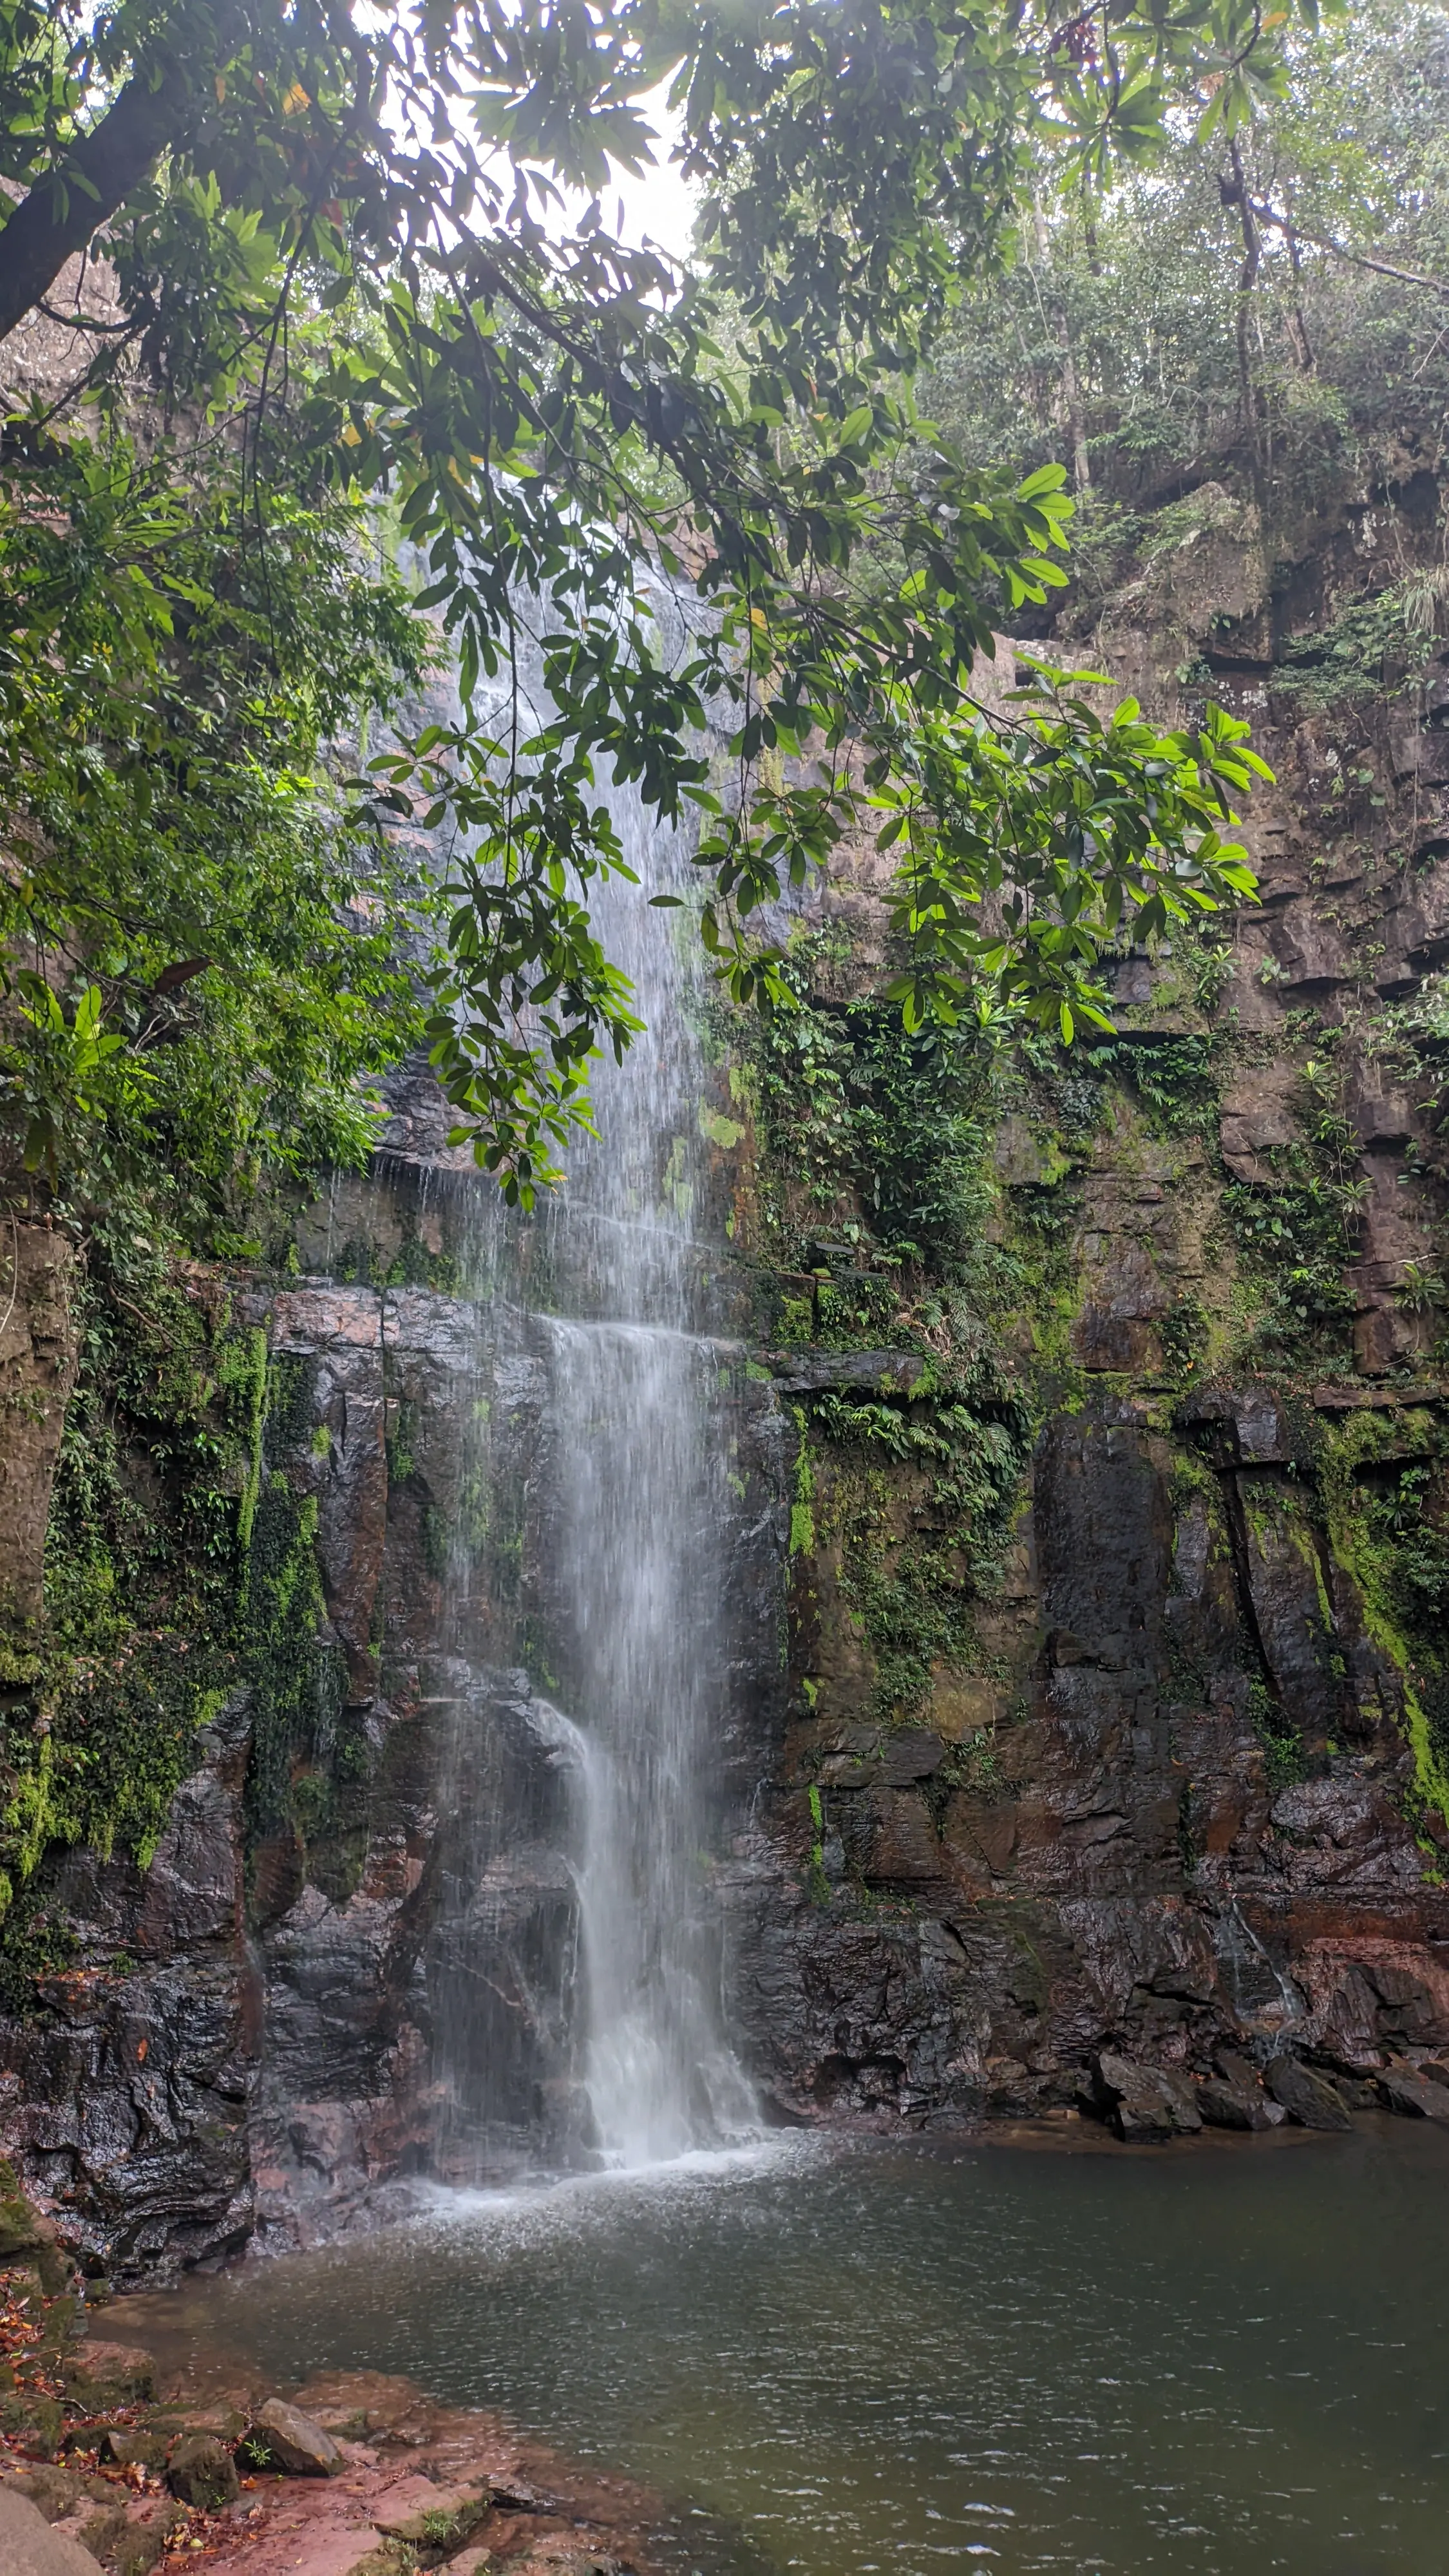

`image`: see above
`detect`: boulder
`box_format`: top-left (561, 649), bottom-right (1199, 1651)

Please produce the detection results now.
top-left (167, 2403), bottom-right (247, 2447)
top-left (80, 2502), bottom-right (181, 2576)
top-left (1377, 2063), bottom-right (1449, 2122)
top-left (243, 2396), bottom-right (343, 2477)
top-left (90, 2430), bottom-right (167, 2474)
top-left (74, 2505), bottom-right (156, 2574)
top-left (0, 2487), bottom-right (104, 2576)
top-left (1092, 2052), bottom-right (1202, 2141)
top-left (1265, 2056), bottom-right (1353, 2132)
top-left (1214, 2047), bottom-right (1262, 2088)
top-left (1197, 2078), bottom-right (1285, 2132)
top-left (166, 2434), bottom-right (240, 2510)
top-left (0, 2392), bottom-right (66, 2456)
top-left (13, 2470), bottom-right (86, 2521)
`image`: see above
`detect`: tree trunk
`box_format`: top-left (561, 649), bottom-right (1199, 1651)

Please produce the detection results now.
top-left (1032, 198), bottom-right (1092, 500)
top-left (0, 62), bottom-right (193, 348)
top-left (1226, 141), bottom-right (1268, 514)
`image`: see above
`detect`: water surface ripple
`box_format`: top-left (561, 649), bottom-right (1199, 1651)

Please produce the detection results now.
top-left (180, 2127), bottom-right (1449, 2574)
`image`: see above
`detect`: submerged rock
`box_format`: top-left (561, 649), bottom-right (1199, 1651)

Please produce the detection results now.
top-left (61, 2344), bottom-right (156, 2412)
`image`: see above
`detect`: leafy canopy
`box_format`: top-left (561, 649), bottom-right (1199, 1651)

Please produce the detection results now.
top-left (919, 0), bottom-right (1449, 526)
top-left (0, 395), bottom-right (433, 1241)
top-left (0, 0), bottom-right (1309, 1204)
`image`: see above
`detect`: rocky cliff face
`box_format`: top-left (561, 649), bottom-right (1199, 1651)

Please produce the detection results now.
top-left (6, 448), bottom-right (1449, 2278)
top-left (0, 1124), bottom-right (786, 2279)
top-left (721, 449), bottom-right (1449, 2126)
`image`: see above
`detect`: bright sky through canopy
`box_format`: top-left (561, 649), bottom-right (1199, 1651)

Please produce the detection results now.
top-left (598, 79), bottom-right (699, 265)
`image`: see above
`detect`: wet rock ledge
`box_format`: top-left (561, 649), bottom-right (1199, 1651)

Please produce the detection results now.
top-left (0, 2161), bottom-right (650, 2575)
top-left (1083, 2041), bottom-right (1449, 2139)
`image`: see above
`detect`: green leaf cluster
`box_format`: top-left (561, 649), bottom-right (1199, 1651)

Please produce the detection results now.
top-left (0, 406), bottom-right (434, 1242)
top-left (0, 0), bottom-right (1303, 1204)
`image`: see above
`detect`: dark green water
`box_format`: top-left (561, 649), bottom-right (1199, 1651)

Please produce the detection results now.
top-left (166, 2124), bottom-right (1449, 2574)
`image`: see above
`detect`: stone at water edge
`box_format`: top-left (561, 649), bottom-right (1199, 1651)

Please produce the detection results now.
top-left (166, 2432), bottom-right (240, 2510)
top-left (488, 2474), bottom-right (559, 2513)
top-left (8, 2465), bottom-right (113, 2522)
top-left (88, 2427), bottom-right (168, 2473)
top-left (1091, 2053), bottom-right (1203, 2140)
top-left (1264, 2057), bottom-right (1354, 2132)
top-left (1378, 2063), bottom-right (1449, 2122)
top-left (509, 2552), bottom-right (620, 2576)
top-left (1197, 2078), bottom-right (1286, 2132)
top-left (245, 2396), bottom-right (345, 2476)
top-left (372, 2476), bottom-right (491, 2559)
top-left (0, 2486), bottom-right (105, 2576)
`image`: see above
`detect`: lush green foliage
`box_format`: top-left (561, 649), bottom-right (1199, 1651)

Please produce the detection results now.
top-left (920, 0), bottom-right (1449, 524)
top-left (0, 0), bottom-right (1310, 1200)
top-left (0, 408), bottom-right (433, 1243)
top-left (804, 1354), bottom-right (1033, 1723)
top-left (0, 1237), bottom-right (257, 1956)
top-left (746, 937), bottom-right (997, 1273)
top-left (0, 1236), bottom-right (346, 1977)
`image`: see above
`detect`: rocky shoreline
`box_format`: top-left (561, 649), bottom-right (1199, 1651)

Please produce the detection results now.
top-left (0, 2160), bottom-right (653, 2576)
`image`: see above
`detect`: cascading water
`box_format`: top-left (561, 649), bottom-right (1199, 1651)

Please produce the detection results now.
top-left (534, 785), bottom-right (759, 2163)
top-left (429, 600), bottom-right (761, 2175)
top-left (547, 1316), bottom-right (757, 2163)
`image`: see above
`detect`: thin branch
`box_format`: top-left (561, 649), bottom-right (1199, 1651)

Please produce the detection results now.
top-left (1246, 194), bottom-right (1449, 298)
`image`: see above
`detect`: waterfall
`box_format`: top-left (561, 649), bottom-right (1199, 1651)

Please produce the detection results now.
top-left (544, 1315), bottom-right (758, 2164)
top-left (429, 618), bottom-right (759, 2175)
top-left (535, 810), bottom-right (759, 2161)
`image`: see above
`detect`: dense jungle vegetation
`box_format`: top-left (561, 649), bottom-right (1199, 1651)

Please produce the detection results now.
top-left (744, 0), bottom-right (1449, 1296)
top-left (1, 0), bottom-right (1306, 1242)
top-left (2, 0), bottom-right (1441, 1261)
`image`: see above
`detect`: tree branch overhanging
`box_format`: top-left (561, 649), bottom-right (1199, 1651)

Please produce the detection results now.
top-left (1244, 192), bottom-right (1449, 299)
top-left (0, 61), bottom-right (196, 348)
